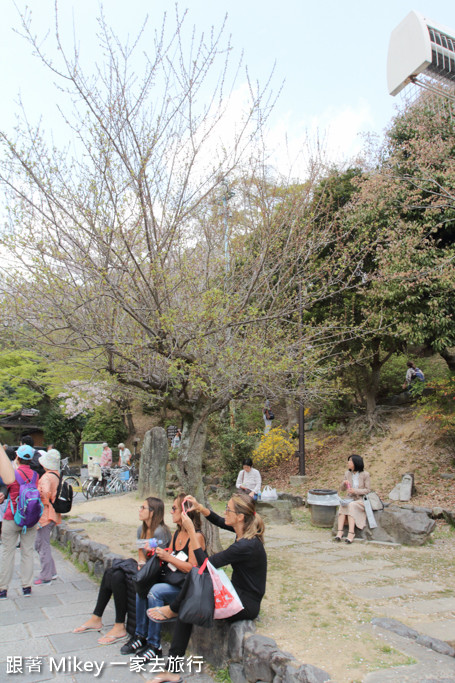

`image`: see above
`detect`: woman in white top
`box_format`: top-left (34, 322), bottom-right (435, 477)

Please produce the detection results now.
top-left (236, 458), bottom-right (262, 501)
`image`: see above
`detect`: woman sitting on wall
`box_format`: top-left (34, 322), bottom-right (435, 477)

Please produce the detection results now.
top-left (73, 497), bottom-right (171, 644)
top-left (146, 493), bottom-right (267, 683)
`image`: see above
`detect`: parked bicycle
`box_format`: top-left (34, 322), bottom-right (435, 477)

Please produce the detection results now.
top-left (60, 457), bottom-right (82, 493)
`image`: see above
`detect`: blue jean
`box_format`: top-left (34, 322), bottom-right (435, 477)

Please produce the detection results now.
top-left (135, 582), bottom-right (181, 647)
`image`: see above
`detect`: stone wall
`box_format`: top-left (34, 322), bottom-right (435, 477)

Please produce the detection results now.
top-left (52, 523), bottom-right (332, 682)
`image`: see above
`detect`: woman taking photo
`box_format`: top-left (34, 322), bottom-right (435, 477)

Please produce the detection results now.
top-left (146, 493), bottom-right (267, 683)
top-left (121, 493), bottom-right (206, 662)
top-left (335, 454), bottom-right (371, 544)
top-left (73, 497), bottom-right (171, 644)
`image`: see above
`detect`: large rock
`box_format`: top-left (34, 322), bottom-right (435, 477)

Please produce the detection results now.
top-left (399, 473), bottom-right (414, 501)
top-left (228, 620), bottom-right (256, 662)
top-left (333, 505), bottom-right (436, 545)
top-left (256, 500), bottom-right (293, 523)
top-left (243, 634), bottom-right (279, 682)
top-left (190, 620), bottom-right (231, 668)
top-left (139, 426), bottom-right (168, 499)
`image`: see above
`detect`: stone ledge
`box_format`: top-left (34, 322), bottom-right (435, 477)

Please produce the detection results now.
top-left (52, 523), bottom-right (333, 681)
top-left (371, 617), bottom-right (455, 658)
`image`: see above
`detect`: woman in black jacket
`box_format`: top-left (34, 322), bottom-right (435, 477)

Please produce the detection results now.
top-left (146, 493), bottom-right (267, 683)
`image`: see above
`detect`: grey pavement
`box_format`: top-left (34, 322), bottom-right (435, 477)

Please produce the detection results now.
top-left (0, 543), bottom-right (214, 683)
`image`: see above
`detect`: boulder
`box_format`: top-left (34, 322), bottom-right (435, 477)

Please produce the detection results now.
top-left (243, 635), bottom-right (279, 682)
top-left (281, 661), bottom-right (332, 683)
top-left (256, 500), bottom-right (293, 523)
top-left (399, 473), bottom-right (414, 501)
top-left (228, 620), bottom-right (256, 662)
top-left (334, 505), bottom-right (436, 545)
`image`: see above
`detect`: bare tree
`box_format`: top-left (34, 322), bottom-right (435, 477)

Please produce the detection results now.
top-left (0, 6), bottom-right (365, 518)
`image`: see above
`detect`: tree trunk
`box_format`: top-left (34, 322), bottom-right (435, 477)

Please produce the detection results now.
top-left (364, 351), bottom-right (382, 421)
top-left (172, 405), bottom-right (222, 554)
top-left (285, 397), bottom-right (298, 432)
top-left (440, 348), bottom-right (455, 372)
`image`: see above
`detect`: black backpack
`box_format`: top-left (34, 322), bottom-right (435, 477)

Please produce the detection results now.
top-left (50, 472), bottom-right (73, 513)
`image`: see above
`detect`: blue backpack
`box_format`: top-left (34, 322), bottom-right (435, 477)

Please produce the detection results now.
top-left (9, 469), bottom-right (44, 533)
top-left (415, 368), bottom-right (425, 381)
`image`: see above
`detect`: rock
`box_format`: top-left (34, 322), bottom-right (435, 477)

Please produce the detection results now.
top-left (443, 510), bottom-right (455, 527)
top-left (399, 473), bottom-right (414, 501)
top-left (228, 620), bottom-right (256, 662)
top-left (388, 483), bottom-right (401, 501)
top-left (243, 635), bottom-right (279, 682)
top-left (278, 492), bottom-right (304, 508)
top-left (229, 663), bottom-right (248, 683)
top-left (256, 500), bottom-right (293, 523)
top-left (372, 617), bottom-right (455, 658)
top-left (270, 650), bottom-right (298, 678)
top-left (440, 473), bottom-right (455, 480)
top-left (281, 661), bottom-right (332, 683)
top-left (432, 507), bottom-right (444, 518)
top-left (139, 426), bottom-right (168, 499)
top-left (190, 620), bottom-right (231, 668)
top-left (337, 506), bottom-right (436, 545)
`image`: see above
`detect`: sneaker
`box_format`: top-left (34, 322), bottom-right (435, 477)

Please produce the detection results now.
top-left (120, 635), bottom-right (147, 656)
top-left (34, 579), bottom-right (51, 585)
top-left (0, 589), bottom-right (7, 599)
top-left (140, 645), bottom-right (163, 661)
top-left (51, 574), bottom-right (58, 580)
top-left (22, 587), bottom-right (32, 597)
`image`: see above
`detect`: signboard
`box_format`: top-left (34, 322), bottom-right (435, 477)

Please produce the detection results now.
top-left (82, 442), bottom-right (104, 465)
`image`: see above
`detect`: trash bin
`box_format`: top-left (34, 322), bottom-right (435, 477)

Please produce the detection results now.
top-left (307, 489), bottom-right (339, 527)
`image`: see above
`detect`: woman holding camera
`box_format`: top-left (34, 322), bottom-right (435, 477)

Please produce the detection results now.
top-left (122, 493), bottom-right (205, 662)
top-left (335, 454), bottom-right (371, 544)
top-left (146, 493), bottom-right (267, 683)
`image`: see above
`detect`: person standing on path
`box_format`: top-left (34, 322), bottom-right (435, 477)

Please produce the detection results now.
top-left (34, 449), bottom-right (62, 585)
top-left (263, 399), bottom-right (273, 434)
top-left (100, 443), bottom-right (113, 468)
top-left (0, 445), bottom-right (39, 598)
top-left (117, 443), bottom-right (132, 467)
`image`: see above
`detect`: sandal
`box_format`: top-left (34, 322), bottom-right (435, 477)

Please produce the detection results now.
top-left (345, 532), bottom-right (355, 544)
top-left (147, 607), bottom-right (177, 623)
top-left (98, 633), bottom-right (128, 645)
top-left (147, 676), bottom-right (183, 683)
top-left (73, 624), bottom-right (103, 633)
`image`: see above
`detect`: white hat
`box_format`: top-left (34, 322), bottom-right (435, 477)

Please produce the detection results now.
top-left (118, 443), bottom-right (125, 449)
top-left (102, 442), bottom-right (108, 448)
top-left (39, 448), bottom-right (61, 471)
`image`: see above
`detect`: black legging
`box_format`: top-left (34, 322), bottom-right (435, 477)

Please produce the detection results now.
top-left (168, 572), bottom-right (259, 658)
top-left (93, 567), bottom-right (128, 624)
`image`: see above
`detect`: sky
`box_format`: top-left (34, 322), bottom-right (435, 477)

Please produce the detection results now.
top-left (1, 0), bottom-right (455, 176)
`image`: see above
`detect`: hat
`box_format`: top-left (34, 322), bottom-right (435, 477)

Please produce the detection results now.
top-left (38, 448), bottom-right (61, 471)
top-left (17, 444), bottom-right (34, 460)
top-left (102, 443), bottom-right (108, 448)
top-left (118, 443), bottom-right (125, 449)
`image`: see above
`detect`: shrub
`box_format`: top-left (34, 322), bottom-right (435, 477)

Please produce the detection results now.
top-left (252, 427), bottom-right (295, 469)
top-left (81, 405), bottom-right (127, 445)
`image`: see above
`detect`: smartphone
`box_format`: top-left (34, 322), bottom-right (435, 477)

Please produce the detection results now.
top-left (182, 500), bottom-right (191, 513)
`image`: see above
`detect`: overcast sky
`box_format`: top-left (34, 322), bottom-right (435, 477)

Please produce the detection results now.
top-left (1, 1), bottom-right (455, 175)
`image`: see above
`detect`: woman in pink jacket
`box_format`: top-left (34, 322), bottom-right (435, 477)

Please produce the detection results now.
top-left (34, 449), bottom-right (62, 585)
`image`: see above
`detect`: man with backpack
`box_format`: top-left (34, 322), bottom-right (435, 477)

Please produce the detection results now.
top-left (403, 361), bottom-right (425, 391)
top-left (34, 449), bottom-right (62, 585)
top-left (0, 444), bottom-right (43, 599)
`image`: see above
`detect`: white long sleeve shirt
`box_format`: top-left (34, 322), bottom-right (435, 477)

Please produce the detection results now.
top-left (235, 467), bottom-right (262, 495)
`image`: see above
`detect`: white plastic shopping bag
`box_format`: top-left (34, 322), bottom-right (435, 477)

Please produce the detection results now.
top-left (206, 561), bottom-right (244, 619)
top-left (261, 485), bottom-right (278, 501)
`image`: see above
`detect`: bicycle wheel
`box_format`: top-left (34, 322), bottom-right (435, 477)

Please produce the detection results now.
top-left (63, 476), bottom-right (81, 493)
top-left (82, 479), bottom-right (92, 499)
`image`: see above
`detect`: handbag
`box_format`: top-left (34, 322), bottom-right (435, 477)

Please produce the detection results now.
top-left (365, 492), bottom-right (384, 511)
top-left (178, 558), bottom-right (214, 628)
top-left (206, 561), bottom-right (243, 620)
top-left (132, 552), bottom-right (163, 598)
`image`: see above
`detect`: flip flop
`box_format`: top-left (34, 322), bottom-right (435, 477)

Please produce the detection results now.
top-left (147, 676), bottom-right (183, 683)
top-left (147, 607), bottom-right (177, 624)
top-left (73, 625), bottom-right (103, 633)
top-left (98, 633), bottom-right (128, 645)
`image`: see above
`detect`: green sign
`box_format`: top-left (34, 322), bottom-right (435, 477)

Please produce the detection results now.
top-left (82, 442), bottom-right (104, 465)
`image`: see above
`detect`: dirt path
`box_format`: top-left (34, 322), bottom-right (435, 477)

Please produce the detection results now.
top-left (69, 493), bottom-right (455, 683)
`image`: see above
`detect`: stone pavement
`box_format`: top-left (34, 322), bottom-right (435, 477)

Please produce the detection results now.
top-left (0, 544), bottom-right (214, 683)
top-left (264, 522), bottom-right (455, 682)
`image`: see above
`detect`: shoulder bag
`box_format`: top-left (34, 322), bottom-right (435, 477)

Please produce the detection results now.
top-left (132, 552), bottom-right (163, 598)
top-left (178, 558), bottom-right (214, 628)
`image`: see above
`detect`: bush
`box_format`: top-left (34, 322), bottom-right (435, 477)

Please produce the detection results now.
top-left (81, 405), bottom-right (127, 446)
top-left (419, 375), bottom-right (455, 444)
top-left (252, 427), bottom-right (295, 469)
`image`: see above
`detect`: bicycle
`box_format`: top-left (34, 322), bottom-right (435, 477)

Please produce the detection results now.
top-left (60, 457), bottom-right (82, 493)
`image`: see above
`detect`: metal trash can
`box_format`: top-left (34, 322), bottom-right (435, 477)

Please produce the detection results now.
top-left (307, 489), bottom-right (339, 527)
